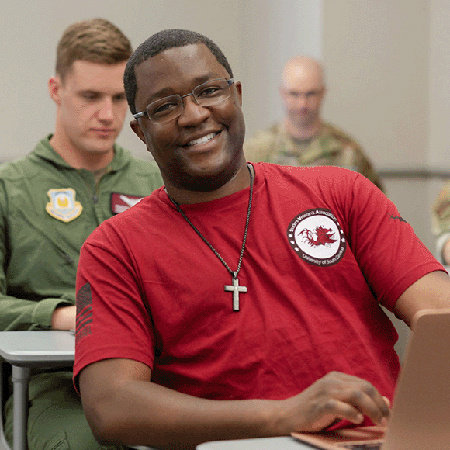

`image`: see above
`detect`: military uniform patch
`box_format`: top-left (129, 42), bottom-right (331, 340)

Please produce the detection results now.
top-left (46, 188), bottom-right (82, 222)
top-left (111, 192), bottom-right (144, 214)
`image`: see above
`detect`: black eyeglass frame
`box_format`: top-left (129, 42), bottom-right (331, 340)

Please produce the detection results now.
top-left (133, 78), bottom-right (235, 123)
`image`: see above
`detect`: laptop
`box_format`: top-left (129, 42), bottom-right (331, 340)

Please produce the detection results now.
top-left (291, 308), bottom-right (450, 450)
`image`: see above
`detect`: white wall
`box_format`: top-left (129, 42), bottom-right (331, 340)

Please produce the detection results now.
top-left (428, 0), bottom-right (450, 169)
top-left (323, 0), bottom-right (430, 170)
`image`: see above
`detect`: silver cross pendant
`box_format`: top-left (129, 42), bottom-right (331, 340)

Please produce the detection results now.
top-left (224, 273), bottom-right (247, 311)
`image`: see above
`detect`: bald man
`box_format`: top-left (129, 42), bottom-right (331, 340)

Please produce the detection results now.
top-left (244, 56), bottom-right (384, 191)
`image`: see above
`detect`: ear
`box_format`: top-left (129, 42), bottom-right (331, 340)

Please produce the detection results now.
top-left (48, 76), bottom-right (62, 105)
top-left (130, 119), bottom-right (146, 143)
top-left (234, 81), bottom-right (243, 106)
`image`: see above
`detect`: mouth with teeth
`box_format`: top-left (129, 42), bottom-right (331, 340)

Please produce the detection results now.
top-left (185, 132), bottom-right (219, 147)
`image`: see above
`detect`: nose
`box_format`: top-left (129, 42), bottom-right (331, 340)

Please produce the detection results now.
top-left (176, 94), bottom-right (210, 126)
top-left (296, 93), bottom-right (308, 108)
top-left (98, 98), bottom-right (114, 122)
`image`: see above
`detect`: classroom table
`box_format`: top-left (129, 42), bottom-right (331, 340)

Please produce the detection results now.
top-left (197, 436), bottom-right (312, 449)
top-left (0, 331), bottom-right (74, 450)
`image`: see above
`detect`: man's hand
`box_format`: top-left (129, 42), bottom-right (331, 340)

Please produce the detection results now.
top-left (273, 372), bottom-right (390, 435)
top-left (51, 305), bottom-right (76, 330)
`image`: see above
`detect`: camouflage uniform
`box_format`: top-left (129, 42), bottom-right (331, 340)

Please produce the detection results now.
top-left (244, 122), bottom-right (384, 191)
top-left (432, 181), bottom-right (450, 263)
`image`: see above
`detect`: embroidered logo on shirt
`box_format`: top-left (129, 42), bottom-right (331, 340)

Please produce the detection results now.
top-left (111, 193), bottom-right (145, 214)
top-left (287, 208), bottom-right (347, 266)
top-left (46, 188), bottom-right (82, 222)
top-left (76, 282), bottom-right (93, 340)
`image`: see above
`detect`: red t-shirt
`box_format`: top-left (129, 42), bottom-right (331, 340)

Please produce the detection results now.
top-left (74, 163), bottom-right (443, 404)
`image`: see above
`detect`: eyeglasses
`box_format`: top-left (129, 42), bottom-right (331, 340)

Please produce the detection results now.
top-left (133, 78), bottom-right (235, 123)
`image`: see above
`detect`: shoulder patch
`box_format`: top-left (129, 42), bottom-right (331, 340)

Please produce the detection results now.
top-left (46, 188), bottom-right (82, 222)
top-left (111, 193), bottom-right (145, 214)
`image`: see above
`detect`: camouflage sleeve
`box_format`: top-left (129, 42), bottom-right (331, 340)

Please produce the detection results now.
top-left (432, 182), bottom-right (450, 235)
top-left (344, 144), bottom-right (385, 192)
top-left (432, 182), bottom-right (450, 263)
top-left (435, 233), bottom-right (450, 264)
top-left (243, 127), bottom-right (278, 163)
top-left (323, 124), bottom-right (384, 192)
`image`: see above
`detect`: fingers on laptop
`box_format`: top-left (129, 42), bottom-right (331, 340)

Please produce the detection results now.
top-left (284, 371), bottom-right (390, 433)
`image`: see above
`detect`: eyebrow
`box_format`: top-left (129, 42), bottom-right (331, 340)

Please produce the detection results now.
top-left (78, 89), bottom-right (126, 96)
top-left (286, 87), bottom-right (324, 93)
top-left (145, 73), bottom-right (227, 103)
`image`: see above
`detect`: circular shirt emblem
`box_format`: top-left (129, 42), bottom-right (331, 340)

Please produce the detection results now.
top-left (287, 209), bottom-right (346, 266)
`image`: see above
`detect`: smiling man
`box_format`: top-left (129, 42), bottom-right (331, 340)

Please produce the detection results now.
top-left (74, 29), bottom-right (450, 449)
top-left (0, 18), bottom-right (162, 449)
top-left (130, 42), bottom-right (246, 200)
top-left (244, 56), bottom-right (384, 191)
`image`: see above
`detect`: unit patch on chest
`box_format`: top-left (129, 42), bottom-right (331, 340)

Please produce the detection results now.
top-left (46, 188), bottom-right (82, 222)
top-left (111, 193), bottom-right (145, 214)
top-left (287, 208), bottom-right (346, 266)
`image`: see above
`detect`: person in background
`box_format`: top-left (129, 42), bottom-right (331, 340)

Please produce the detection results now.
top-left (0, 18), bottom-right (162, 449)
top-left (432, 181), bottom-right (450, 265)
top-left (244, 56), bottom-right (384, 191)
top-left (74, 29), bottom-right (449, 449)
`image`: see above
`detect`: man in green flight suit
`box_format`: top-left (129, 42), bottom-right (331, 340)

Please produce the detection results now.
top-left (244, 56), bottom-right (384, 191)
top-left (0, 18), bottom-right (162, 449)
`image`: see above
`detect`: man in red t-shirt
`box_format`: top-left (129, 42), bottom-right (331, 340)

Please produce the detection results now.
top-left (74, 29), bottom-right (450, 449)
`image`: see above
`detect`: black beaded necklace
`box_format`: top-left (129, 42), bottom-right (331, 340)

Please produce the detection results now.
top-left (167, 164), bottom-right (254, 311)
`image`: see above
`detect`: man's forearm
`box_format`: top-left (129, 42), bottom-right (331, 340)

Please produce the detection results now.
top-left (0, 295), bottom-right (72, 330)
top-left (80, 361), bottom-right (389, 449)
top-left (51, 305), bottom-right (76, 330)
top-left (83, 376), bottom-right (278, 449)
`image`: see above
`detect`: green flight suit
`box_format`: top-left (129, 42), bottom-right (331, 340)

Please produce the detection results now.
top-left (0, 136), bottom-right (163, 449)
top-left (244, 122), bottom-right (384, 191)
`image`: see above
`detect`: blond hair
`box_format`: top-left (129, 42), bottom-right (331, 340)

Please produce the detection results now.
top-left (56, 18), bottom-right (132, 81)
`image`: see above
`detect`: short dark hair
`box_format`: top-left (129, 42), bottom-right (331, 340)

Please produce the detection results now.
top-left (124, 29), bottom-right (234, 114)
top-left (56, 18), bottom-right (132, 81)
